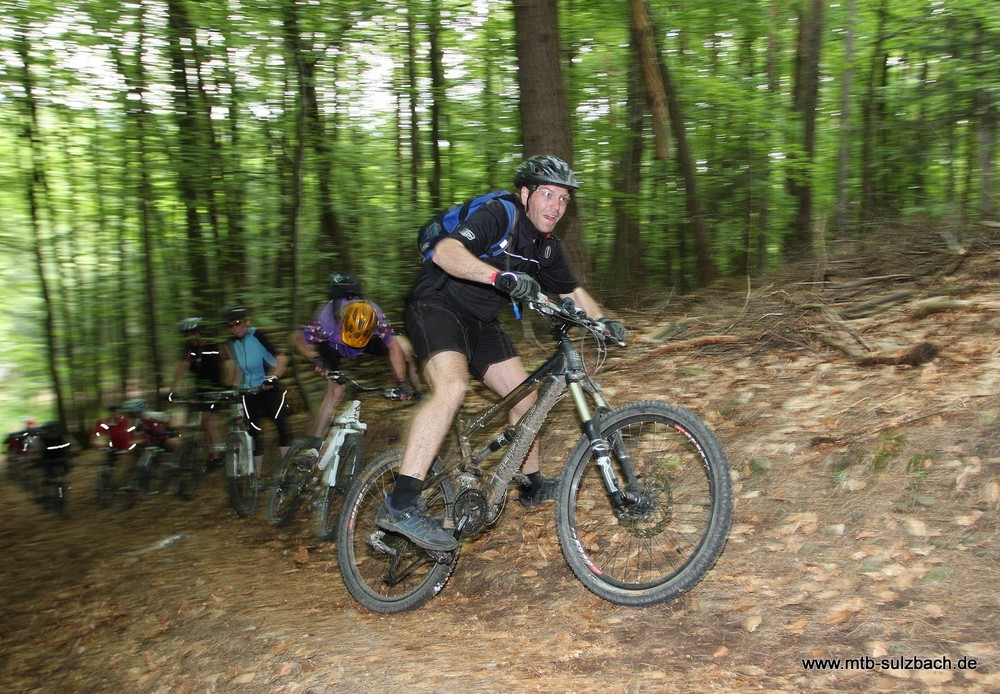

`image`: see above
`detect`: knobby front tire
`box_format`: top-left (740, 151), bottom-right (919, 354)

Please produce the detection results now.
top-left (336, 448), bottom-right (457, 614)
top-left (268, 438), bottom-right (311, 527)
top-left (557, 401), bottom-right (733, 607)
top-left (315, 432), bottom-right (365, 541)
top-left (226, 432), bottom-right (258, 517)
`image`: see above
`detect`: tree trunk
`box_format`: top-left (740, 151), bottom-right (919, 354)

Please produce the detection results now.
top-left (428, 0), bottom-right (444, 211)
top-left (611, 39), bottom-right (647, 292)
top-left (14, 23), bottom-right (67, 424)
top-left (860, 0), bottom-right (889, 224)
top-left (973, 19), bottom-right (997, 219)
top-left (165, 0), bottom-right (211, 311)
top-left (406, 10), bottom-right (421, 211)
top-left (282, 1), bottom-right (308, 329)
top-left (833, 0), bottom-right (856, 238)
top-left (787, 0), bottom-right (824, 255)
top-left (628, 0), bottom-right (669, 161)
top-left (513, 0), bottom-right (591, 283)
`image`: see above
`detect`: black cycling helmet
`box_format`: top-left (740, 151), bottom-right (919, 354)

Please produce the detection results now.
top-left (328, 272), bottom-right (363, 301)
top-left (179, 317), bottom-right (204, 334)
top-left (220, 305), bottom-right (248, 324)
top-left (514, 154), bottom-right (580, 191)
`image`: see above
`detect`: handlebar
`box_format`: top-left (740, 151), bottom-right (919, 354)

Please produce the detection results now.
top-left (168, 387), bottom-right (261, 406)
top-left (325, 371), bottom-right (407, 400)
top-left (527, 294), bottom-right (627, 347)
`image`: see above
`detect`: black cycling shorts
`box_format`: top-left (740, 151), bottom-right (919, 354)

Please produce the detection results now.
top-left (405, 299), bottom-right (517, 381)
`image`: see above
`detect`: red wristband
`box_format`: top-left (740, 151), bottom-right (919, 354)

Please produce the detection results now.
top-left (489, 271), bottom-right (498, 285)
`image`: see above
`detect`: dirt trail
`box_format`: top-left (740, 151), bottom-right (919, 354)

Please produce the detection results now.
top-left (3, 237), bottom-right (1000, 693)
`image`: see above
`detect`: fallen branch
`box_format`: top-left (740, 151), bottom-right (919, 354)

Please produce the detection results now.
top-left (857, 341), bottom-right (940, 367)
top-left (818, 334), bottom-right (940, 367)
top-left (840, 289), bottom-right (919, 318)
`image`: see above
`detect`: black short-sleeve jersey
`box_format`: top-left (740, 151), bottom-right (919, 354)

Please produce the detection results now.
top-left (182, 342), bottom-right (227, 390)
top-left (409, 198), bottom-right (579, 322)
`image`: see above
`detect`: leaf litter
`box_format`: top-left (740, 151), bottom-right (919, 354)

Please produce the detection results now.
top-left (2, 232), bottom-right (1000, 692)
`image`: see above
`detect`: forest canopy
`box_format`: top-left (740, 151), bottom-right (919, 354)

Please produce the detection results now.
top-left (1, 0), bottom-right (997, 433)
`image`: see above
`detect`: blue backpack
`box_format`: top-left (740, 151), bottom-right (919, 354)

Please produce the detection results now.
top-left (418, 190), bottom-right (519, 263)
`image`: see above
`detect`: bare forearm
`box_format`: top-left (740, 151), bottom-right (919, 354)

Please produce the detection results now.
top-left (432, 238), bottom-right (495, 285)
top-left (559, 287), bottom-right (606, 319)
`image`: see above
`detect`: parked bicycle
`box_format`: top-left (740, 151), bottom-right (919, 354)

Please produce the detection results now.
top-left (115, 411), bottom-right (176, 511)
top-left (92, 405), bottom-right (138, 508)
top-left (336, 294), bottom-right (733, 613)
top-left (268, 371), bottom-right (401, 540)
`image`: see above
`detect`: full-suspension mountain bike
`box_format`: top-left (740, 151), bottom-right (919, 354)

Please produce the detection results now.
top-left (336, 294), bottom-right (733, 613)
top-left (268, 371), bottom-right (388, 540)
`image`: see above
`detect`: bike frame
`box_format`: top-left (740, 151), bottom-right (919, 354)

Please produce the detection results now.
top-left (226, 401), bottom-right (255, 477)
top-left (430, 307), bottom-right (625, 522)
top-left (316, 399), bottom-right (367, 487)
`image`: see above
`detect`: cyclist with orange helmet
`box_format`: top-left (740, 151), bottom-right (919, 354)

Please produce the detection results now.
top-left (293, 272), bottom-right (421, 458)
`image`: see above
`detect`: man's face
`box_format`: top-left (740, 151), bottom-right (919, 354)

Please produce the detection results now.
top-left (521, 184), bottom-right (572, 234)
top-left (227, 319), bottom-right (248, 338)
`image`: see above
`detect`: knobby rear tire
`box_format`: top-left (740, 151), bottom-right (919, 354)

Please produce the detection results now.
top-left (115, 465), bottom-right (140, 512)
top-left (556, 401), bottom-right (733, 607)
top-left (175, 438), bottom-right (204, 500)
top-left (336, 448), bottom-right (457, 613)
top-left (315, 432), bottom-right (365, 541)
top-left (95, 464), bottom-right (116, 508)
top-left (267, 438), bottom-right (311, 527)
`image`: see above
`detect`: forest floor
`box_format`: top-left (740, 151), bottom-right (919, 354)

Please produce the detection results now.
top-left (3, 228), bottom-right (1000, 694)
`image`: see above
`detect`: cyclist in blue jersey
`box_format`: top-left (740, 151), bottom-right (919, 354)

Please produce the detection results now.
top-left (219, 305), bottom-right (293, 476)
top-left (293, 273), bottom-right (421, 458)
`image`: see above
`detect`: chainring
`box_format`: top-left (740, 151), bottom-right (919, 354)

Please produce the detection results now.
top-left (453, 488), bottom-right (489, 535)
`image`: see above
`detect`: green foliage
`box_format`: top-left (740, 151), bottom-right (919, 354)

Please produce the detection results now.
top-left (0, 0), bottom-right (997, 422)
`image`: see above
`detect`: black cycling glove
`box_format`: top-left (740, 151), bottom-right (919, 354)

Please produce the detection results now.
top-left (598, 318), bottom-right (627, 344)
top-left (492, 271), bottom-right (541, 301)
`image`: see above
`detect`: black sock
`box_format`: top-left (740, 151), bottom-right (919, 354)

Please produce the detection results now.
top-left (526, 471), bottom-right (545, 494)
top-left (390, 474), bottom-right (422, 509)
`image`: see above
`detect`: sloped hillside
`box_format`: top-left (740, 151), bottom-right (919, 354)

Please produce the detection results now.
top-left (1, 229), bottom-right (998, 693)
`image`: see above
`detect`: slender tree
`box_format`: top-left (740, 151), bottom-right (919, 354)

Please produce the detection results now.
top-left (787, 0), bottom-right (824, 254)
top-left (513, 0), bottom-right (591, 282)
top-left (13, 22), bottom-right (68, 425)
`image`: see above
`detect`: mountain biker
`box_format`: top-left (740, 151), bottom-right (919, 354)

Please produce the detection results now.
top-left (293, 272), bottom-right (422, 458)
top-left (170, 317), bottom-right (228, 468)
top-left (377, 154), bottom-right (627, 551)
top-left (92, 403), bottom-right (137, 453)
top-left (119, 398), bottom-right (179, 453)
top-left (219, 305), bottom-right (293, 476)
top-left (28, 420), bottom-right (79, 499)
